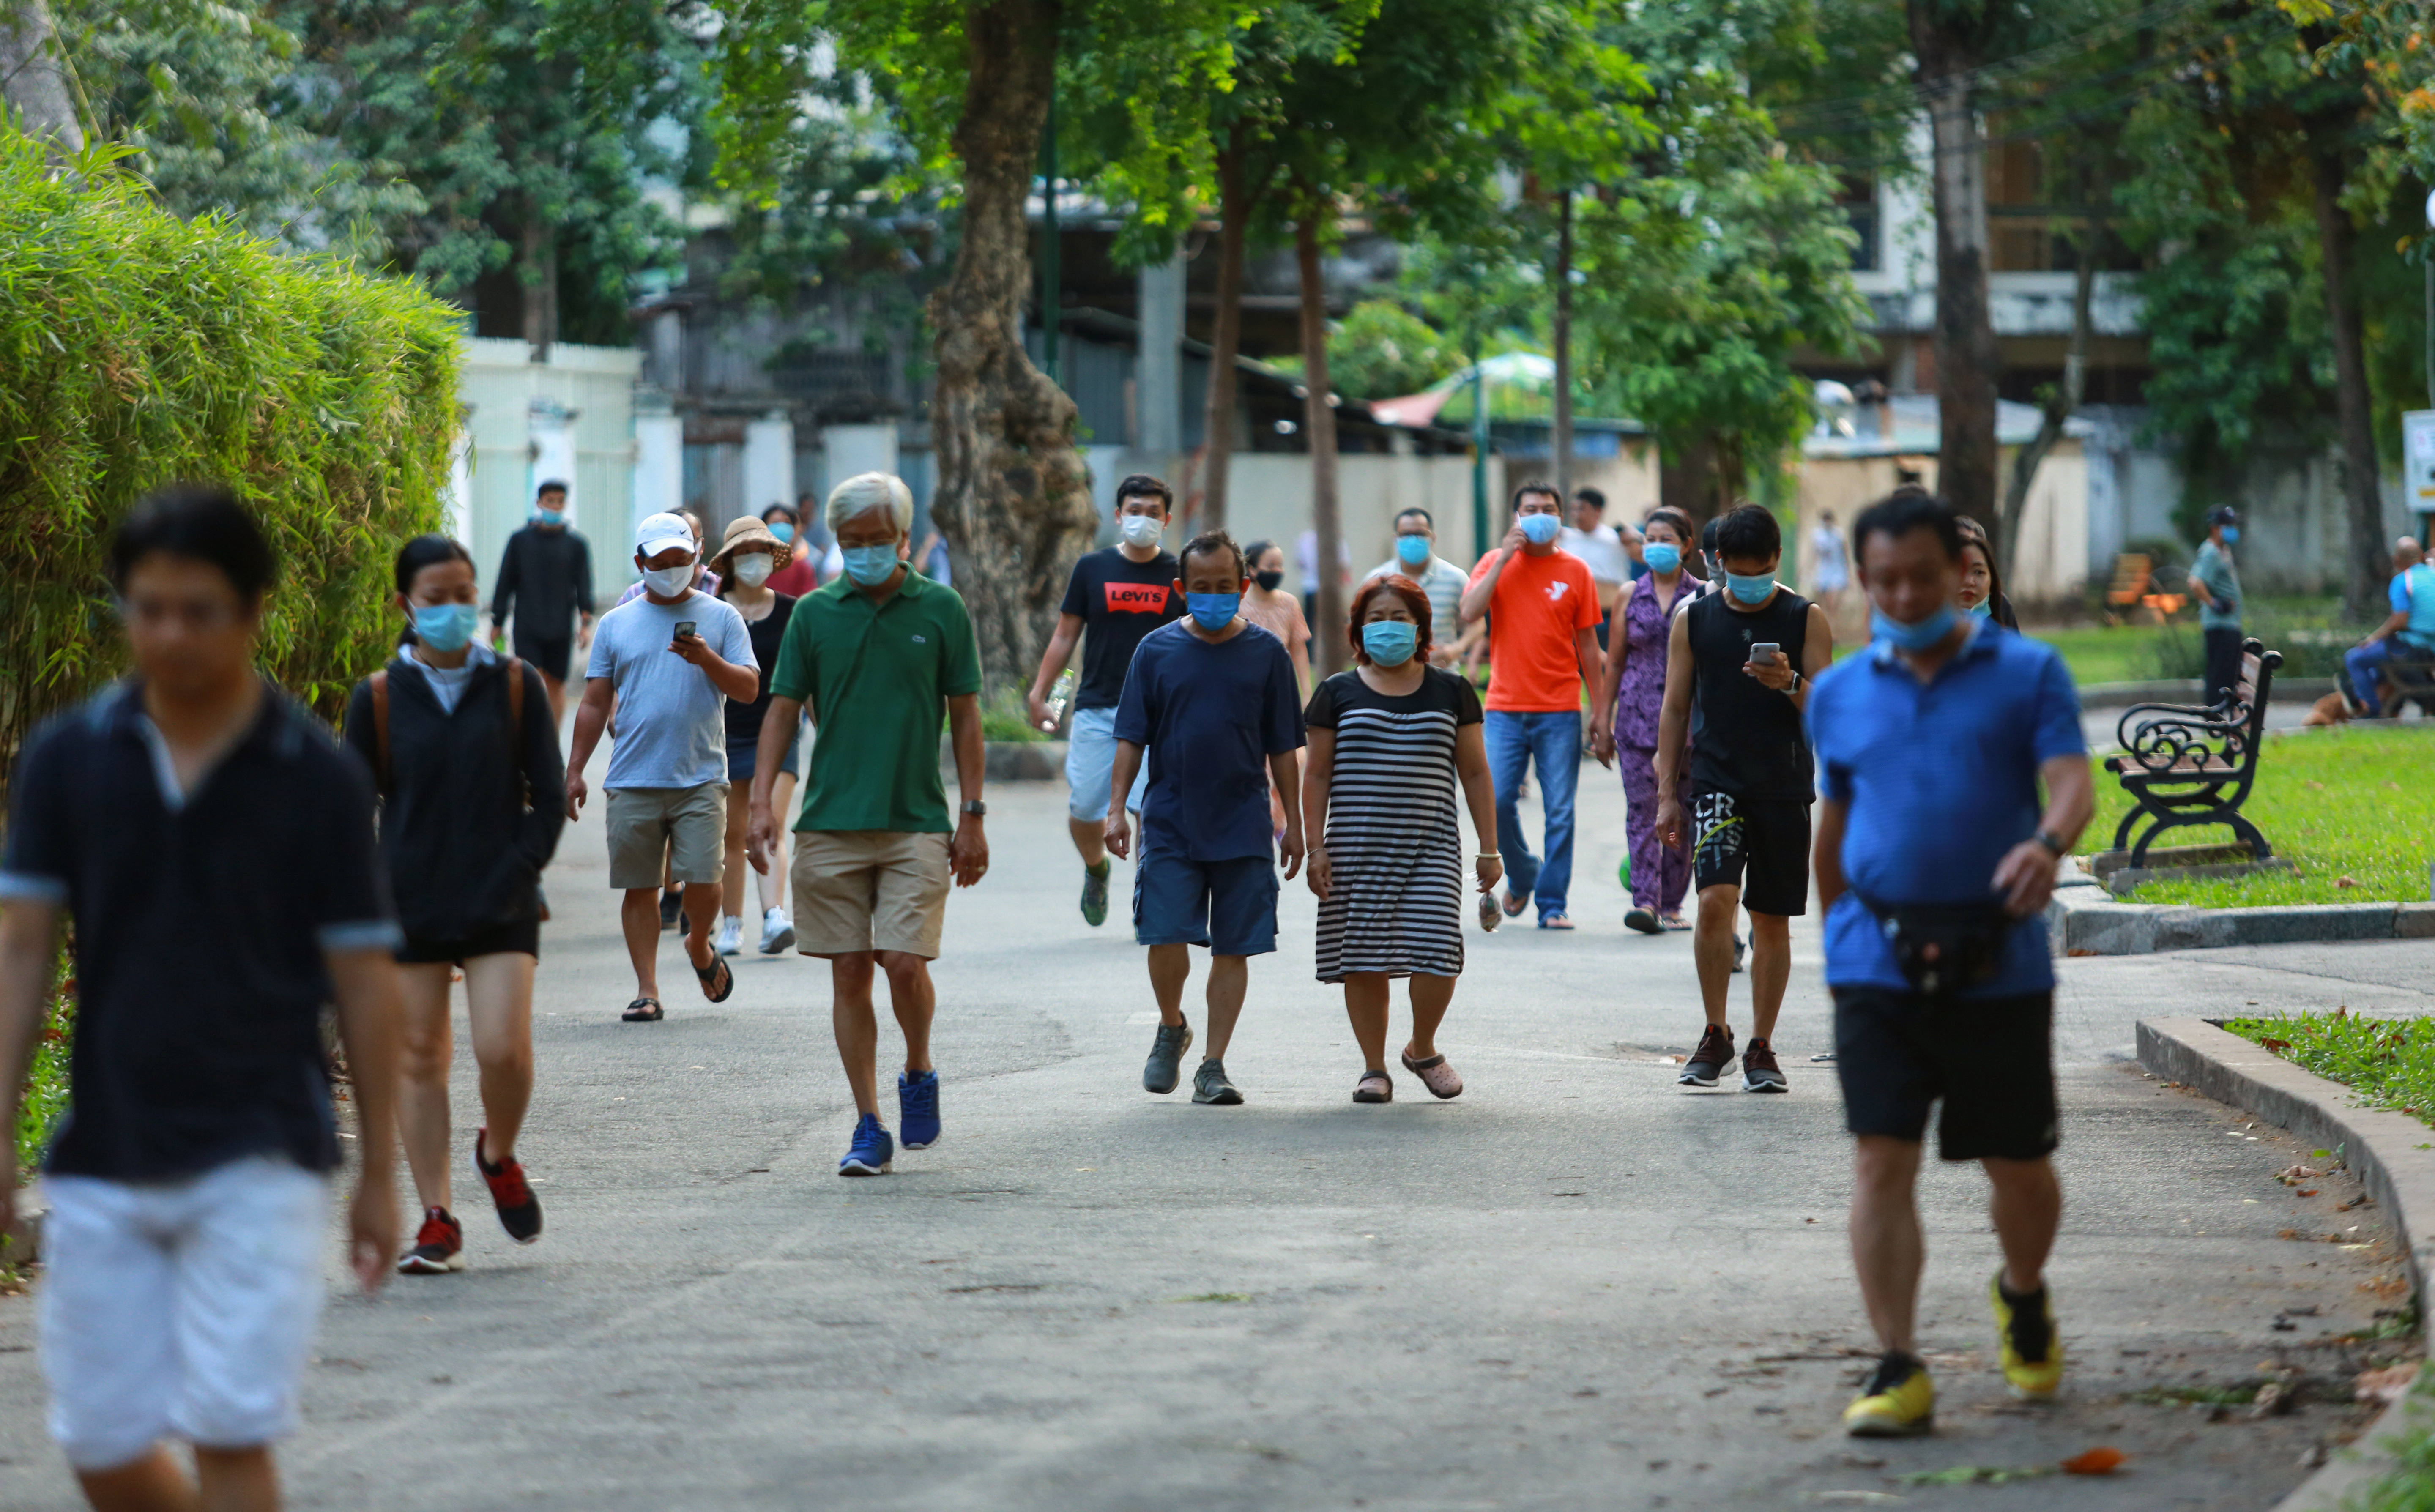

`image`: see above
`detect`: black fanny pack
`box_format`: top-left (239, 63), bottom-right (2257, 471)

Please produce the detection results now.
top-left (1851, 891), bottom-right (2013, 998)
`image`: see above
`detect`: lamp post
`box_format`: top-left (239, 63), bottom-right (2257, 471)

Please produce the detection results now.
top-left (1469, 361), bottom-right (1492, 558)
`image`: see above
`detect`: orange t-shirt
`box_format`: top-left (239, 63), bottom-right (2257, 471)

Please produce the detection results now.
top-left (1468, 548), bottom-right (1602, 712)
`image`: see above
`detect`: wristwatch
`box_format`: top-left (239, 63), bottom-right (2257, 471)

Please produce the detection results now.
top-left (1784, 670), bottom-right (1803, 696)
top-left (2033, 829), bottom-right (2068, 856)
top-left (961, 799), bottom-right (988, 818)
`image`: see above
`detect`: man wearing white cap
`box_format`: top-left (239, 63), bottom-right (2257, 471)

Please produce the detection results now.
top-left (564, 513), bottom-right (761, 1021)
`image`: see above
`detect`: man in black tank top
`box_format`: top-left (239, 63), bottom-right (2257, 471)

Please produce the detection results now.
top-left (1654, 504), bottom-right (1834, 1094)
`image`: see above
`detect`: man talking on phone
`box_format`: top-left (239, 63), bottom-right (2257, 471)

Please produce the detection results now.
top-left (1652, 503), bottom-right (1832, 1093)
top-left (564, 512), bottom-right (759, 1022)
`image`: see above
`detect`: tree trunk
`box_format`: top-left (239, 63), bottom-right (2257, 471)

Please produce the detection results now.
top-left (1552, 189), bottom-right (1574, 501)
top-left (1199, 132), bottom-right (1248, 532)
top-left (1658, 435), bottom-right (1718, 530)
top-left (520, 213), bottom-right (558, 364)
top-left (0, 0), bottom-right (83, 162)
top-left (926, 0), bottom-right (1094, 693)
top-left (2310, 144), bottom-right (2388, 621)
top-left (1296, 206), bottom-right (1346, 675)
top-left (1999, 229), bottom-right (2096, 580)
top-left (1909, 2), bottom-right (2000, 531)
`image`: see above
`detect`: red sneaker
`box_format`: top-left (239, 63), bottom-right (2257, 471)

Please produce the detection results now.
top-left (398, 1206), bottom-right (464, 1274)
top-left (474, 1128), bottom-right (543, 1244)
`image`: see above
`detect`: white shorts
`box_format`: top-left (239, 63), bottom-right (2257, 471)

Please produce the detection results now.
top-left (1065, 707), bottom-right (1148, 823)
top-left (40, 1155), bottom-right (330, 1470)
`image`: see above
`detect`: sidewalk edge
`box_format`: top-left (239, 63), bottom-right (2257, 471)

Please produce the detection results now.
top-left (2049, 891), bottom-right (2435, 957)
top-left (2136, 1017), bottom-right (2435, 1512)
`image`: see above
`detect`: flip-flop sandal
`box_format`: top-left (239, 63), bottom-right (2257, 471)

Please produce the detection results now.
top-left (692, 953), bottom-right (735, 1003)
top-left (622, 997), bottom-right (663, 1023)
top-left (1660, 913), bottom-right (1692, 932)
top-left (1500, 890), bottom-right (1529, 918)
top-left (1352, 1071), bottom-right (1394, 1104)
top-left (1400, 1049), bottom-right (1464, 1100)
top-left (1538, 912), bottom-right (1576, 930)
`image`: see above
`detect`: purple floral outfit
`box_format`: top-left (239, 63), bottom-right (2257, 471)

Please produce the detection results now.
top-left (1611, 574), bottom-right (1689, 913)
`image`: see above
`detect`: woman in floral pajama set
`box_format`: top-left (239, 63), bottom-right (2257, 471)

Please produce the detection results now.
top-left (1592, 508), bottom-right (1696, 935)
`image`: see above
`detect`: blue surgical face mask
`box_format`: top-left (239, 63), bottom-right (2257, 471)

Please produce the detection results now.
top-left (842, 543), bottom-right (901, 586)
top-left (2220, 525), bottom-right (2240, 544)
top-left (535, 507), bottom-right (565, 528)
top-left (1518, 512), bottom-right (1561, 547)
top-left (1185, 591), bottom-right (1239, 632)
top-left (1871, 603), bottom-right (1959, 652)
top-left (1361, 620), bottom-right (1418, 666)
top-left (413, 602), bottom-right (479, 653)
top-left (768, 521), bottom-right (795, 544)
top-left (1966, 596), bottom-right (1992, 618)
top-left (1642, 542), bottom-right (1682, 575)
top-left (1725, 571), bottom-right (1776, 604)
top-left (1396, 533), bottom-right (1431, 567)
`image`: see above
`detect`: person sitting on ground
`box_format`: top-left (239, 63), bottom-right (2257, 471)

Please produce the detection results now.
top-left (1303, 574), bottom-right (1499, 1104)
top-left (0, 484), bottom-right (404, 1512)
top-left (2344, 536), bottom-right (2434, 718)
top-left (1653, 502), bottom-right (1832, 1094)
top-left (345, 535), bottom-right (565, 1276)
top-left (709, 515), bottom-right (802, 957)
top-left (1806, 487), bottom-right (2091, 1438)
top-left (488, 479), bottom-right (595, 725)
top-left (564, 512), bottom-right (760, 1022)
top-left (1108, 530), bottom-right (1308, 1107)
top-left (747, 473), bottom-right (988, 1177)
top-left (1591, 506), bottom-right (1697, 935)
top-left (1363, 507), bottom-right (1470, 666)
top-left (1953, 515), bottom-right (2020, 629)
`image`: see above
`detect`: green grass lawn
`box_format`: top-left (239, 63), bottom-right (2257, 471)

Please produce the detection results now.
top-left (2029, 624), bottom-right (2167, 686)
top-left (2223, 1011), bottom-right (2435, 1129)
top-left (2090, 723), bottom-right (2435, 906)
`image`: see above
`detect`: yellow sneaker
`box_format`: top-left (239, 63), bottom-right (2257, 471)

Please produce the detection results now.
top-left (1843, 1355), bottom-right (1935, 1437)
top-left (1990, 1271), bottom-right (2064, 1400)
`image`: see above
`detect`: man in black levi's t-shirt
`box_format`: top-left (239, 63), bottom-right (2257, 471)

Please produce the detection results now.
top-left (1026, 474), bottom-right (1188, 927)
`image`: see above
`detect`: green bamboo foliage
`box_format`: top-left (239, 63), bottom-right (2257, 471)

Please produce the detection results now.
top-left (0, 133), bottom-right (461, 797)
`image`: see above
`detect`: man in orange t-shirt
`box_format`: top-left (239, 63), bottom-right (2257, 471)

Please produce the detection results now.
top-left (1459, 481), bottom-right (1604, 929)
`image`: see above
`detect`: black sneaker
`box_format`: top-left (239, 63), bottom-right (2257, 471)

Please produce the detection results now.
top-left (1741, 1036), bottom-right (1788, 1093)
top-left (474, 1129), bottom-right (543, 1244)
top-left (659, 886), bottom-right (683, 931)
top-left (398, 1206), bottom-right (465, 1274)
top-left (1678, 1024), bottom-right (1735, 1088)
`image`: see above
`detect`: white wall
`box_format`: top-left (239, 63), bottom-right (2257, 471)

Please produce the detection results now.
top-left (457, 338), bottom-right (641, 594)
top-left (741, 410), bottom-right (795, 533)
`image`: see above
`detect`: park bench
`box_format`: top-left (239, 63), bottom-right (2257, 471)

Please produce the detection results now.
top-left (2103, 637), bottom-right (2282, 866)
top-left (2104, 552), bottom-right (2186, 625)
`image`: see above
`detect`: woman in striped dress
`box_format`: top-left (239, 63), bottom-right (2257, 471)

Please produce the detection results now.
top-left (1302, 574), bottom-right (1501, 1104)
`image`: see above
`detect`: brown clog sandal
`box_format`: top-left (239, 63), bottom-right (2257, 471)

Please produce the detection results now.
top-left (1399, 1049), bottom-right (1464, 1100)
top-left (1352, 1070), bottom-right (1394, 1104)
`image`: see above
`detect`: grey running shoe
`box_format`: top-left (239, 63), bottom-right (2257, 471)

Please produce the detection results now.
top-left (1741, 1037), bottom-right (1788, 1093)
top-left (1678, 1023), bottom-right (1735, 1088)
top-left (1732, 932), bottom-right (1747, 973)
top-left (1144, 1020), bottom-right (1193, 1094)
top-left (1081, 862), bottom-right (1111, 927)
top-left (1193, 1058), bottom-right (1244, 1105)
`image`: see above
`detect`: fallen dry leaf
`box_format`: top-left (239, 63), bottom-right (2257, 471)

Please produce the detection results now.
top-left (2061, 1447), bottom-right (2127, 1476)
top-left (2356, 1363), bottom-right (2421, 1405)
top-left (2337, 875), bottom-right (2360, 889)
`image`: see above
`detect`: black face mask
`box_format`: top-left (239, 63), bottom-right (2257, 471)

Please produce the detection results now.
top-left (1254, 569), bottom-right (1284, 592)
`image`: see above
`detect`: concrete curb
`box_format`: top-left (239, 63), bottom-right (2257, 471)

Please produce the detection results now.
top-left (2135, 1017), bottom-right (2435, 1512)
top-left (2047, 883), bottom-right (2435, 957)
top-left (2079, 676), bottom-right (2336, 709)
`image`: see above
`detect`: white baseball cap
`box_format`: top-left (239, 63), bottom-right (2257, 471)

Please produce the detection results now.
top-left (635, 512), bottom-right (697, 559)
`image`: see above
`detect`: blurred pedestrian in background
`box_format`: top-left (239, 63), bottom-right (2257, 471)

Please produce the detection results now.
top-left (2187, 505), bottom-right (2243, 707)
top-left (1953, 515), bottom-right (2019, 630)
top-left (1592, 506), bottom-right (1696, 935)
top-left (489, 478), bottom-right (594, 724)
top-left (708, 515), bottom-right (802, 957)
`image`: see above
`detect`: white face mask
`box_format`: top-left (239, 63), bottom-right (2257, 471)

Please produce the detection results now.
top-left (643, 562), bottom-right (696, 597)
top-left (731, 554), bottom-right (774, 588)
top-left (1119, 512), bottom-right (1163, 549)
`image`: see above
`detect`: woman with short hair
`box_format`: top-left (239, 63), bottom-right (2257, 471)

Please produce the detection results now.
top-left (1302, 575), bottom-right (1500, 1104)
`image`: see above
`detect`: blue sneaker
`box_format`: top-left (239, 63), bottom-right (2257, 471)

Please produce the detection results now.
top-left (838, 1114), bottom-right (893, 1177)
top-left (899, 1069), bottom-right (941, 1150)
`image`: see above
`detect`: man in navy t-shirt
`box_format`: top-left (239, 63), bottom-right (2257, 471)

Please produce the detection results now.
top-left (1805, 488), bottom-right (2093, 1441)
top-left (1105, 530), bottom-right (1307, 1107)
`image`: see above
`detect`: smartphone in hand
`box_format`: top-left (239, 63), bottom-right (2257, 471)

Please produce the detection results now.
top-left (1748, 641), bottom-right (1780, 666)
top-left (674, 620), bottom-right (698, 640)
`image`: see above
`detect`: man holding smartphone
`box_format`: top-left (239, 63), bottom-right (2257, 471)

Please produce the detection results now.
top-left (564, 513), bottom-right (759, 1021)
top-left (1653, 503), bottom-right (1833, 1093)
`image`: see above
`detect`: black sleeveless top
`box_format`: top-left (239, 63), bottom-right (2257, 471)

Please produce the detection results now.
top-left (1686, 586), bottom-right (1814, 801)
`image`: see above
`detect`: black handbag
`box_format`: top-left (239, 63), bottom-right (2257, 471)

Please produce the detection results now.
top-left (1850, 891), bottom-right (2013, 998)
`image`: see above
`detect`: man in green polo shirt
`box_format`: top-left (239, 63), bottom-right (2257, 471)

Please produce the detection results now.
top-left (746, 472), bottom-right (988, 1178)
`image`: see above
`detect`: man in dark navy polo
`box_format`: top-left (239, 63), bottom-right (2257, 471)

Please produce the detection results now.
top-left (1806, 488), bottom-right (2093, 1440)
top-left (0, 485), bottom-right (404, 1512)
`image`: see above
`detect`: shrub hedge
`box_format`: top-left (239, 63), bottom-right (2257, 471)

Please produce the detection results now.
top-left (0, 133), bottom-right (462, 797)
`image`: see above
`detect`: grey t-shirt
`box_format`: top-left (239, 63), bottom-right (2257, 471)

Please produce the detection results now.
top-left (2193, 540), bottom-right (2241, 630)
top-left (587, 590), bottom-right (756, 789)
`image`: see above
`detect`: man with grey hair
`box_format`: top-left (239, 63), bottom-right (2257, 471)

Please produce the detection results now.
top-left (748, 473), bottom-right (989, 1177)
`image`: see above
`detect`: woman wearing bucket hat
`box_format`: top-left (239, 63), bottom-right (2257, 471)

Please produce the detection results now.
top-left (711, 515), bottom-right (805, 956)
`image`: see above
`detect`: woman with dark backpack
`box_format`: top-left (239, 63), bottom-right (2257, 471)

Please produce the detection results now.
top-left (343, 535), bottom-right (567, 1275)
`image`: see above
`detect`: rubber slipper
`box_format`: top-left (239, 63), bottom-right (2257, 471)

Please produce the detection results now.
top-left (1501, 889), bottom-right (1529, 918)
top-left (693, 953), bottom-right (734, 1003)
top-left (1537, 912), bottom-right (1575, 930)
top-left (621, 997), bottom-right (663, 1023)
top-left (1400, 1049), bottom-right (1464, 1100)
top-left (1352, 1071), bottom-right (1393, 1104)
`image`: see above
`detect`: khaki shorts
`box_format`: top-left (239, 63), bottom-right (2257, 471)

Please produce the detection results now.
top-left (605, 785), bottom-right (726, 890)
top-left (791, 830), bottom-right (952, 959)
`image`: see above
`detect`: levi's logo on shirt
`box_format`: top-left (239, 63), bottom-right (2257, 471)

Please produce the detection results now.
top-left (1105, 582), bottom-right (1172, 614)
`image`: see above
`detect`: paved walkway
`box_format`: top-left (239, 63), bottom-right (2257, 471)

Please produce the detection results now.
top-left (1, 750), bottom-right (2425, 1509)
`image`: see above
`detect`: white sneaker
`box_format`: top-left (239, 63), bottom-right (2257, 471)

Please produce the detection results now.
top-left (760, 905), bottom-right (795, 954)
top-left (714, 914), bottom-right (744, 956)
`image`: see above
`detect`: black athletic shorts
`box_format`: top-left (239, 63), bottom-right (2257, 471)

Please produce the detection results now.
top-left (1688, 785), bottom-right (1810, 916)
top-left (514, 632), bottom-right (572, 683)
top-left (1833, 987), bottom-right (2058, 1162)
top-left (397, 917), bottom-right (541, 965)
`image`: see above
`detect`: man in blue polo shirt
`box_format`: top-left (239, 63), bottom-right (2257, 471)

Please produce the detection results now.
top-left (1806, 489), bottom-right (2093, 1441)
top-left (2343, 536), bottom-right (2434, 716)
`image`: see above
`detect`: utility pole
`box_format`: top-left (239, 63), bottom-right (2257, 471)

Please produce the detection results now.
top-left (1469, 360), bottom-right (1492, 559)
top-left (1040, 73), bottom-right (1059, 384)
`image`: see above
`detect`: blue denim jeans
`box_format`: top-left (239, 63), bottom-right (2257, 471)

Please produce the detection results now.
top-left (1484, 709), bottom-right (1582, 921)
top-left (2345, 639), bottom-right (2397, 715)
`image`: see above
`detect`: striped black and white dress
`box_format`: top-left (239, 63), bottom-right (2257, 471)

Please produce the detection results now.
top-left (1306, 666), bottom-right (1482, 983)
